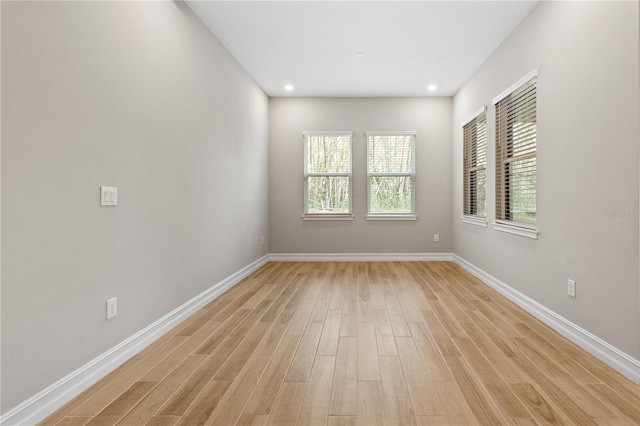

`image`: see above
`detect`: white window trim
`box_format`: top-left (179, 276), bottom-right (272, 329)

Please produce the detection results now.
top-left (461, 215), bottom-right (488, 227)
top-left (303, 130), bottom-right (353, 136)
top-left (462, 106), bottom-right (487, 128)
top-left (492, 69), bottom-right (538, 105)
top-left (462, 108), bottom-right (487, 219)
top-left (303, 131), bottom-right (353, 217)
top-left (366, 131), bottom-right (417, 216)
top-left (493, 70), bottom-right (538, 232)
top-left (302, 214), bottom-right (354, 221)
top-left (366, 130), bottom-right (417, 137)
top-left (366, 214), bottom-right (417, 221)
top-left (493, 220), bottom-right (538, 239)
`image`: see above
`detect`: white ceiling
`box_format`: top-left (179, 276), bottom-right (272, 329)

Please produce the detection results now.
top-left (186, 1), bottom-right (538, 97)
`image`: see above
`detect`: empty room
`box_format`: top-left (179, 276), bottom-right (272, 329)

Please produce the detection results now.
top-left (1, 1), bottom-right (639, 425)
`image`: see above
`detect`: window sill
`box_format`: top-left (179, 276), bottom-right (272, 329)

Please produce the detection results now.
top-left (493, 221), bottom-right (538, 239)
top-left (302, 214), bottom-right (354, 221)
top-left (366, 215), bottom-right (417, 221)
top-left (461, 216), bottom-right (488, 227)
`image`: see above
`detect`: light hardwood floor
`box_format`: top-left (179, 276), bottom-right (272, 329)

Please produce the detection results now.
top-left (42, 261), bottom-right (640, 425)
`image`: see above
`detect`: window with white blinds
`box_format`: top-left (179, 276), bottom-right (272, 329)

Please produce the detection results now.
top-left (303, 132), bottom-right (352, 215)
top-left (463, 110), bottom-right (487, 219)
top-left (366, 132), bottom-right (416, 216)
top-left (494, 73), bottom-right (537, 228)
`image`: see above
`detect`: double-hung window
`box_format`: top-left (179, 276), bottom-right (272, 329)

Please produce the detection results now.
top-left (494, 71), bottom-right (538, 238)
top-left (303, 132), bottom-right (352, 217)
top-left (463, 108), bottom-right (487, 224)
top-left (366, 132), bottom-right (416, 218)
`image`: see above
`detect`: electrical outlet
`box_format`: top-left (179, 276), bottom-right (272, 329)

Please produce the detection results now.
top-left (107, 297), bottom-right (118, 320)
top-left (567, 279), bottom-right (576, 298)
top-left (434, 234), bottom-right (440, 242)
top-left (261, 236), bottom-right (264, 245)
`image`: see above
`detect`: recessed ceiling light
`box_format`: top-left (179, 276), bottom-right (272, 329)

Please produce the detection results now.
top-left (284, 85), bottom-right (294, 91)
top-left (427, 85), bottom-right (438, 91)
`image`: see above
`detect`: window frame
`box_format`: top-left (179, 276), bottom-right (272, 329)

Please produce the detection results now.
top-left (365, 131), bottom-right (417, 220)
top-left (462, 106), bottom-right (488, 226)
top-left (302, 131), bottom-right (354, 220)
top-left (492, 70), bottom-right (539, 239)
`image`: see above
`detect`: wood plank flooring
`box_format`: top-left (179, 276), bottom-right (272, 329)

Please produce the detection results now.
top-left (42, 261), bottom-right (640, 425)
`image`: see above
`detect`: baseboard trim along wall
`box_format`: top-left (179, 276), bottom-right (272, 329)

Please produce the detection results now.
top-left (0, 255), bottom-right (270, 426)
top-left (452, 254), bottom-right (640, 385)
top-left (5, 252), bottom-right (639, 425)
top-left (268, 252), bottom-right (454, 262)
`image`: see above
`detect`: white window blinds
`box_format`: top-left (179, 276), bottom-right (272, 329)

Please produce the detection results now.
top-left (366, 132), bottom-right (416, 215)
top-left (303, 132), bottom-right (352, 215)
top-left (463, 111), bottom-right (487, 218)
top-left (495, 73), bottom-right (537, 226)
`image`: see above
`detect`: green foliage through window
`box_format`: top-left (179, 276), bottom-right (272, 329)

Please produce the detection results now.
top-left (496, 75), bottom-right (537, 226)
top-left (367, 133), bottom-right (416, 215)
top-left (463, 112), bottom-right (487, 218)
top-left (304, 134), bottom-right (352, 214)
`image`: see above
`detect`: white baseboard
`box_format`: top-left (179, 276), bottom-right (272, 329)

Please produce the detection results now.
top-left (453, 254), bottom-right (640, 385)
top-left (268, 252), bottom-right (454, 262)
top-left (6, 252), bottom-right (638, 425)
top-left (0, 255), bottom-right (270, 426)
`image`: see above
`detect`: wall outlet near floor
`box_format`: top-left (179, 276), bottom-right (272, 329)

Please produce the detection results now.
top-left (567, 279), bottom-right (576, 298)
top-left (106, 297), bottom-right (118, 320)
top-left (434, 234), bottom-right (440, 242)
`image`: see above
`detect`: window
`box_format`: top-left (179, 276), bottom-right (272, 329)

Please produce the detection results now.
top-left (366, 132), bottom-right (416, 217)
top-left (303, 132), bottom-right (352, 216)
top-left (463, 108), bottom-right (487, 222)
top-left (494, 71), bottom-right (538, 237)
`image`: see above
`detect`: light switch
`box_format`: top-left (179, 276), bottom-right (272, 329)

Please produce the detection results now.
top-left (100, 186), bottom-right (117, 206)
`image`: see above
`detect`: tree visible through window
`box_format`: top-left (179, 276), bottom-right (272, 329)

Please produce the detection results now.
top-left (367, 132), bottom-right (416, 215)
top-left (463, 111), bottom-right (487, 218)
top-left (495, 75), bottom-right (537, 226)
top-left (303, 132), bottom-right (352, 215)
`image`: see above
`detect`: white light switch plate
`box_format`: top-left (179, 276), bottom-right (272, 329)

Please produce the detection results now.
top-left (100, 186), bottom-right (117, 206)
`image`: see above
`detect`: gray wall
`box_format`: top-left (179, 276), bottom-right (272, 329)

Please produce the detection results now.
top-left (452, 1), bottom-right (639, 358)
top-left (269, 97), bottom-right (452, 254)
top-left (3, 0), bottom-right (639, 417)
top-left (1, 1), bottom-right (269, 411)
